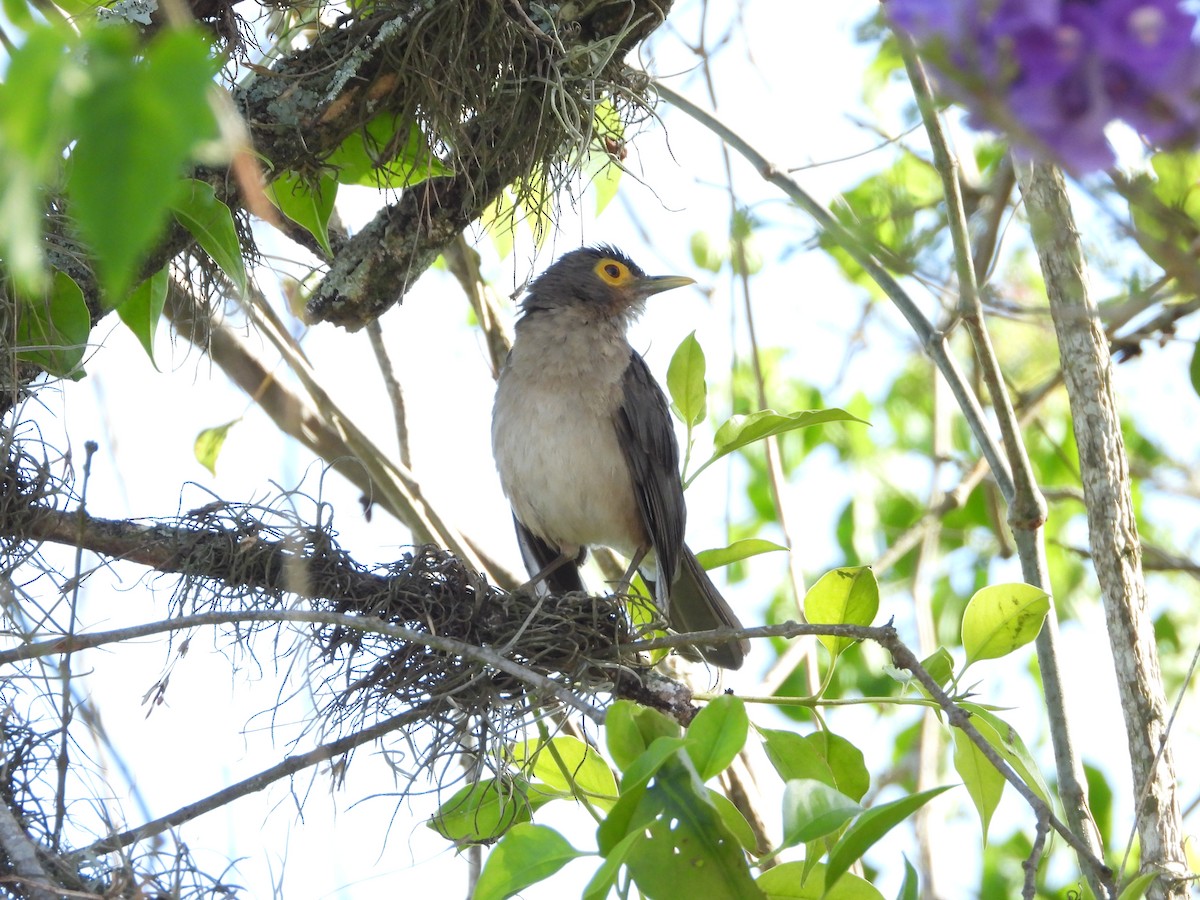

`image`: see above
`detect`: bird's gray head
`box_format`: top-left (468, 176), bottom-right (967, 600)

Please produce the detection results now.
top-left (520, 245), bottom-right (695, 320)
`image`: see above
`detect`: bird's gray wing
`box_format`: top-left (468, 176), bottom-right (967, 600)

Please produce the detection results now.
top-left (614, 351), bottom-right (685, 604)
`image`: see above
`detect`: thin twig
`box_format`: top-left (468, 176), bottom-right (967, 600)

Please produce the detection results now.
top-left (76, 704), bottom-right (433, 857)
top-left (52, 441), bottom-right (96, 850)
top-left (366, 320), bottom-right (412, 469)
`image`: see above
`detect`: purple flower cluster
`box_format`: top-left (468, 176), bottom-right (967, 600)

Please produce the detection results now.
top-left (887, 0), bottom-right (1200, 173)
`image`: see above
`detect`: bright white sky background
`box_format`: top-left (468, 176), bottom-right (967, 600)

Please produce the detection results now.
top-left (11, 0), bottom-right (1200, 897)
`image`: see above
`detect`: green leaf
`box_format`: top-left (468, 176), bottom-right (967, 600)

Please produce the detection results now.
top-left (961, 582), bottom-right (1051, 664)
top-left (1, 0), bottom-right (34, 30)
top-left (473, 824), bottom-right (584, 900)
top-left (0, 26), bottom-right (80, 294)
top-left (14, 269), bottom-right (91, 378)
top-left (596, 737), bottom-right (687, 854)
top-left (951, 728), bottom-right (1005, 842)
top-left (694, 539), bottom-right (788, 570)
top-left (708, 789), bottom-right (760, 854)
top-left (584, 829), bottom-right (640, 900)
top-left (685, 694), bottom-right (748, 781)
top-left (326, 116), bottom-right (452, 188)
top-left (959, 704), bottom-right (1051, 806)
top-left (824, 786), bottom-right (953, 891)
top-left (780, 779), bottom-right (861, 848)
top-left (690, 408), bottom-right (866, 485)
top-left (623, 753), bottom-right (764, 900)
top-left (803, 731), bottom-right (870, 802)
top-left (918, 647), bottom-right (955, 691)
top-left (429, 777), bottom-right (533, 844)
top-left (70, 27), bottom-right (219, 300)
top-left (803, 566), bottom-right (879, 658)
top-left (730, 209), bottom-right (763, 277)
top-left (605, 700), bottom-right (681, 772)
top-left (667, 331), bottom-right (708, 427)
top-left (1132, 149), bottom-right (1200, 250)
top-left (759, 728), bottom-right (836, 787)
top-left (266, 169), bottom-right (337, 259)
top-left (755, 861), bottom-right (883, 899)
top-left (1118, 871), bottom-right (1161, 900)
top-left (172, 179), bottom-right (247, 297)
top-left (194, 419), bottom-right (240, 475)
top-left (116, 267), bottom-right (169, 365)
top-left (690, 230), bottom-right (727, 273)
top-left (591, 154), bottom-right (622, 217)
top-left (896, 857), bottom-right (919, 900)
top-left (512, 735), bottom-right (617, 809)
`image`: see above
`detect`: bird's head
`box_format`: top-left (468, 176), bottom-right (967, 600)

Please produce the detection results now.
top-left (520, 245), bottom-right (695, 321)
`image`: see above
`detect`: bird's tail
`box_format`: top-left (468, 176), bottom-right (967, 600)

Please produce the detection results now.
top-left (664, 547), bottom-right (749, 670)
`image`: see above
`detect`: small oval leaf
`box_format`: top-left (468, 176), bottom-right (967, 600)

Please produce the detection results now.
top-left (756, 861), bottom-right (883, 899)
top-left (803, 566), bottom-right (879, 658)
top-left (667, 331), bottom-right (707, 428)
top-left (686, 694), bottom-right (749, 780)
top-left (266, 169), bottom-right (337, 259)
top-left (429, 778), bottom-right (532, 844)
top-left (473, 823), bottom-right (584, 900)
top-left (962, 583), bottom-right (1051, 664)
top-left (512, 735), bottom-right (617, 809)
top-left (194, 419), bottom-right (240, 475)
top-left (15, 269), bottom-right (91, 378)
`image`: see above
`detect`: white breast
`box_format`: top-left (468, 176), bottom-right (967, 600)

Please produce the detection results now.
top-left (491, 309), bottom-right (646, 559)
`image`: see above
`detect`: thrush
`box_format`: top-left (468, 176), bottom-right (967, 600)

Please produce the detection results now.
top-left (491, 245), bottom-right (749, 669)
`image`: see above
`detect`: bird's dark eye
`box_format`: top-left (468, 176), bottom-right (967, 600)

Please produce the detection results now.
top-left (604, 264), bottom-right (620, 278)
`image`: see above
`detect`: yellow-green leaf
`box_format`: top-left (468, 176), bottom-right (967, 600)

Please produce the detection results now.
top-left (667, 331), bottom-right (707, 427)
top-left (693, 539), bottom-right (787, 570)
top-left (803, 566), bottom-right (878, 658)
top-left (961, 582), bottom-right (1051, 664)
top-left (194, 419), bottom-right (240, 475)
top-left (429, 777), bottom-right (532, 844)
top-left (952, 729), bottom-right (1005, 843)
top-left (512, 735), bottom-right (617, 810)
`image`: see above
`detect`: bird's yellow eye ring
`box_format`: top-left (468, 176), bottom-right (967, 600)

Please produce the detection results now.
top-left (595, 259), bottom-right (630, 285)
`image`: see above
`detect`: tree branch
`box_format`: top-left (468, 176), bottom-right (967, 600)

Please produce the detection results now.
top-left (1018, 161), bottom-right (1188, 898)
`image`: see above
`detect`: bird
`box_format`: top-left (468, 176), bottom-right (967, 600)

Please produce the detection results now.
top-left (491, 245), bottom-right (749, 669)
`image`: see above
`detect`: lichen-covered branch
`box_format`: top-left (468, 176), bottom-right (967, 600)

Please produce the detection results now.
top-left (1018, 161), bottom-right (1188, 899)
